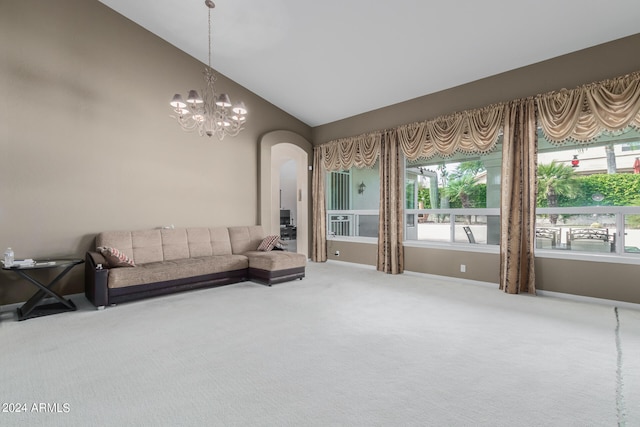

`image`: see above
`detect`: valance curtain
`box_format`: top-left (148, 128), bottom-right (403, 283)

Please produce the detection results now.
top-left (537, 71), bottom-right (640, 144)
top-left (320, 133), bottom-right (381, 171)
top-left (397, 105), bottom-right (505, 160)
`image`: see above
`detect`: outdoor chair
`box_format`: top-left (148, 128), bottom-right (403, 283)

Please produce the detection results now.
top-left (566, 228), bottom-right (615, 252)
top-left (535, 227), bottom-right (560, 249)
top-left (463, 226), bottom-right (476, 244)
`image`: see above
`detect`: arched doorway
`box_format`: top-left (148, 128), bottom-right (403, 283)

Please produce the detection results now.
top-left (259, 131), bottom-right (311, 258)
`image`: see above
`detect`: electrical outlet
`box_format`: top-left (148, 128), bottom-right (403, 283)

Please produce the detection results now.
top-left (335, 250), bottom-right (340, 256)
top-left (460, 264), bottom-right (466, 273)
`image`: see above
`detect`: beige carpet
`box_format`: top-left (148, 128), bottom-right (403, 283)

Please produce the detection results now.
top-left (1, 261), bottom-right (639, 426)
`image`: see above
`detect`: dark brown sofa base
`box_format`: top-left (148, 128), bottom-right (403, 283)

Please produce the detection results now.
top-left (249, 267), bottom-right (305, 286)
top-left (108, 269), bottom-right (247, 305)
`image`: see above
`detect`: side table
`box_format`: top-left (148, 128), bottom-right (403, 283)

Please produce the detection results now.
top-left (2, 258), bottom-right (84, 321)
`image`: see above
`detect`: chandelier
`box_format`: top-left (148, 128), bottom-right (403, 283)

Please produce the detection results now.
top-left (169, 0), bottom-right (247, 139)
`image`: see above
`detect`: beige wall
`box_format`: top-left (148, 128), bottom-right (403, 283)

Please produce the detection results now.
top-left (535, 258), bottom-right (640, 304)
top-left (326, 242), bottom-right (499, 283)
top-left (0, 0), bottom-right (311, 304)
top-left (317, 34), bottom-right (640, 304)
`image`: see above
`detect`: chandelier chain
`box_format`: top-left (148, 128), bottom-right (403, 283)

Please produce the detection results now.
top-left (208, 7), bottom-right (212, 68)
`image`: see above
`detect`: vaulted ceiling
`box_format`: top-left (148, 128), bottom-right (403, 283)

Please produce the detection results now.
top-left (99, 0), bottom-right (640, 127)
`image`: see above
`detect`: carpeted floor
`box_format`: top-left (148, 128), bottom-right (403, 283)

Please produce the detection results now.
top-left (1, 261), bottom-right (639, 426)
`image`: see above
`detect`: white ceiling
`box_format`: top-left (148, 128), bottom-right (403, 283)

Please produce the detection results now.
top-left (99, 0), bottom-right (640, 127)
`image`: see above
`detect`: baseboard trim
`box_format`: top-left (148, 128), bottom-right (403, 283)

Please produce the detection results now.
top-left (323, 259), bottom-right (640, 311)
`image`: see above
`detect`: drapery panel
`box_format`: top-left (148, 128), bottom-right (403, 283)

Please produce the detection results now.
top-left (311, 146), bottom-right (327, 262)
top-left (537, 71), bottom-right (640, 143)
top-left (377, 131), bottom-right (404, 274)
top-left (397, 104), bottom-right (505, 160)
top-left (500, 98), bottom-right (537, 294)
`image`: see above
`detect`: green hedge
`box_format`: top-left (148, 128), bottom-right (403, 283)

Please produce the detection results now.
top-left (418, 174), bottom-right (640, 209)
top-left (557, 174), bottom-right (640, 207)
top-left (418, 184), bottom-right (487, 209)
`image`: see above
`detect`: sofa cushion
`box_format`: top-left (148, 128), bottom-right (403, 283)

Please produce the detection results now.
top-left (161, 228), bottom-right (189, 261)
top-left (106, 255), bottom-right (249, 289)
top-left (131, 230), bottom-right (164, 264)
top-left (244, 250), bottom-right (306, 272)
top-left (96, 231), bottom-right (134, 261)
top-left (177, 255), bottom-right (248, 277)
top-left (209, 227), bottom-right (234, 256)
top-left (186, 228), bottom-right (213, 257)
top-left (228, 226), bottom-right (265, 254)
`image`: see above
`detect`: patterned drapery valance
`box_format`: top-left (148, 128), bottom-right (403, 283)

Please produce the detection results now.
top-left (536, 71), bottom-right (640, 144)
top-left (320, 132), bottom-right (381, 171)
top-left (320, 103), bottom-right (505, 170)
top-left (397, 104), bottom-right (505, 160)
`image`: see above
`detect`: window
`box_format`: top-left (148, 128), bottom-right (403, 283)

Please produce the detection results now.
top-left (328, 170), bottom-right (350, 211)
top-left (535, 127), bottom-right (640, 256)
top-left (405, 149), bottom-right (500, 246)
top-left (326, 161), bottom-right (380, 238)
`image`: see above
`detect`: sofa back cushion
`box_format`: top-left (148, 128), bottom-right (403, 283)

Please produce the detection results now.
top-left (228, 226), bottom-right (265, 254)
top-left (96, 230), bottom-right (135, 262)
top-left (161, 228), bottom-right (189, 261)
top-left (209, 227), bottom-right (233, 256)
top-left (96, 227), bottom-right (235, 265)
top-left (131, 230), bottom-right (164, 264)
top-left (186, 228), bottom-right (213, 257)
top-left (185, 227), bottom-right (233, 257)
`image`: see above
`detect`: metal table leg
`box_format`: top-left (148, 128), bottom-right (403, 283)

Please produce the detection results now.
top-left (14, 264), bottom-right (78, 321)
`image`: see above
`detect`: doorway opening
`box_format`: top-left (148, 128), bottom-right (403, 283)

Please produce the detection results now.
top-left (279, 159), bottom-right (298, 252)
top-left (259, 131), bottom-right (311, 258)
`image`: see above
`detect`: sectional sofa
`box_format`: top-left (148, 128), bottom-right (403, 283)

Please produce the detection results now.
top-left (85, 225), bottom-right (306, 308)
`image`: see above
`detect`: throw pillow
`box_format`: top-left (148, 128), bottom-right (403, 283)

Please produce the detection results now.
top-left (97, 246), bottom-right (136, 267)
top-left (257, 235), bottom-right (280, 251)
top-left (274, 239), bottom-right (287, 250)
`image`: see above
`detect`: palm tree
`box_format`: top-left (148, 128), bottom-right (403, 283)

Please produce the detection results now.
top-left (451, 160), bottom-right (486, 179)
top-left (446, 174), bottom-right (479, 224)
top-left (605, 143), bottom-right (617, 174)
top-left (446, 174), bottom-right (478, 209)
top-left (537, 161), bottom-right (579, 224)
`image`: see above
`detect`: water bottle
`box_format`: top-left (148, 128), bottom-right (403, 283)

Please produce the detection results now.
top-left (4, 247), bottom-right (14, 267)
